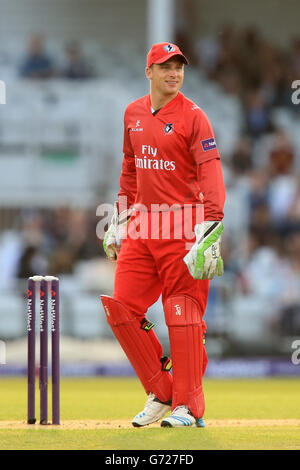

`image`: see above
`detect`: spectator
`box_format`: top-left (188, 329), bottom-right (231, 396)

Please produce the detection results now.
top-left (274, 63), bottom-right (297, 110)
top-left (267, 136), bottom-right (296, 222)
top-left (17, 245), bottom-right (48, 279)
top-left (244, 88), bottom-right (273, 136)
top-left (214, 25), bottom-right (240, 75)
top-left (61, 42), bottom-right (93, 80)
top-left (289, 37), bottom-right (300, 75)
top-left (20, 34), bottom-right (54, 79)
top-left (231, 136), bottom-right (253, 175)
top-left (195, 24), bottom-right (299, 118)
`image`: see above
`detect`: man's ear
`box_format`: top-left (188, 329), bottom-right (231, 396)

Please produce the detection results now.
top-left (145, 66), bottom-right (152, 80)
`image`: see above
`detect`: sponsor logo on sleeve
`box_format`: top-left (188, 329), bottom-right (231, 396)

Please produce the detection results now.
top-left (201, 137), bottom-right (217, 151)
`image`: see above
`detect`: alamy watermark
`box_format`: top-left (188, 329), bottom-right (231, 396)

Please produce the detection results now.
top-left (0, 80), bottom-right (6, 104)
top-left (291, 80), bottom-right (300, 105)
top-left (0, 340), bottom-right (6, 364)
top-left (291, 339), bottom-right (300, 365)
top-left (96, 197), bottom-right (204, 248)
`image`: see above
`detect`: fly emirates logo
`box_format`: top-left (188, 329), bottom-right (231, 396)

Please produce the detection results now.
top-left (135, 145), bottom-right (176, 171)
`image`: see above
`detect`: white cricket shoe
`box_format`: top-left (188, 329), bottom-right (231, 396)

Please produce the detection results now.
top-left (132, 393), bottom-right (172, 427)
top-left (161, 405), bottom-right (205, 428)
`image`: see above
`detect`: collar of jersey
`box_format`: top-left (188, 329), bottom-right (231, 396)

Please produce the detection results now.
top-left (146, 92), bottom-right (183, 116)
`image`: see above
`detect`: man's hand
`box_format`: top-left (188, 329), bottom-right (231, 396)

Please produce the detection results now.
top-left (103, 203), bottom-right (132, 260)
top-left (184, 221), bottom-right (224, 280)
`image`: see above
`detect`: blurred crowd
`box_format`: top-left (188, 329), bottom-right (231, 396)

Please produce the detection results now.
top-left (222, 129), bottom-right (300, 337)
top-left (19, 33), bottom-right (95, 80)
top-left (194, 25), bottom-right (300, 131)
top-left (193, 26), bottom-right (300, 337)
top-left (0, 208), bottom-right (103, 286)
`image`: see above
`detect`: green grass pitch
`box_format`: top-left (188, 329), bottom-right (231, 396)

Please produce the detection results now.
top-left (0, 377), bottom-right (299, 450)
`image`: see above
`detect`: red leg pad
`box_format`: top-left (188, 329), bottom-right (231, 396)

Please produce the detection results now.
top-left (101, 295), bottom-right (172, 403)
top-left (164, 294), bottom-right (206, 419)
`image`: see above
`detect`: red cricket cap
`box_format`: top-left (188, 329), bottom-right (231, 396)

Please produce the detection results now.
top-left (147, 42), bottom-right (188, 68)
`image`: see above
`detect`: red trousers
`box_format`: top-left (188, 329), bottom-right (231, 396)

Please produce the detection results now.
top-left (114, 230), bottom-right (209, 317)
top-left (113, 210), bottom-right (209, 418)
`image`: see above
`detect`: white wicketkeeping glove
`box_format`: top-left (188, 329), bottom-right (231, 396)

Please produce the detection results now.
top-left (103, 202), bottom-right (132, 260)
top-left (183, 221), bottom-right (224, 280)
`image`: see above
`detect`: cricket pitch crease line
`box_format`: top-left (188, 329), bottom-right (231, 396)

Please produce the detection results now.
top-left (1, 419), bottom-right (300, 429)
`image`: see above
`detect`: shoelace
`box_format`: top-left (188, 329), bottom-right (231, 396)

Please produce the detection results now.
top-left (171, 405), bottom-right (189, 415)
top-left (144, 393), bottom-right (156, 412)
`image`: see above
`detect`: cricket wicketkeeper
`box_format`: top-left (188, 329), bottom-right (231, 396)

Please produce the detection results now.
top-left (101, 42), bottom-right (225, 427)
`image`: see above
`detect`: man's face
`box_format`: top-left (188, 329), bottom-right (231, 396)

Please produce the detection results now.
top-left (146, 57), bottom-right (184, 96)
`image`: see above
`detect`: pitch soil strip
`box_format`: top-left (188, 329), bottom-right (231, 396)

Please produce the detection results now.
top-left (1, 419), bottom-right (300, 429)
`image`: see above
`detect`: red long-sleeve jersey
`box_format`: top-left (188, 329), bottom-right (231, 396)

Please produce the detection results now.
top-left (118, 91), bottom-right (225, 220)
